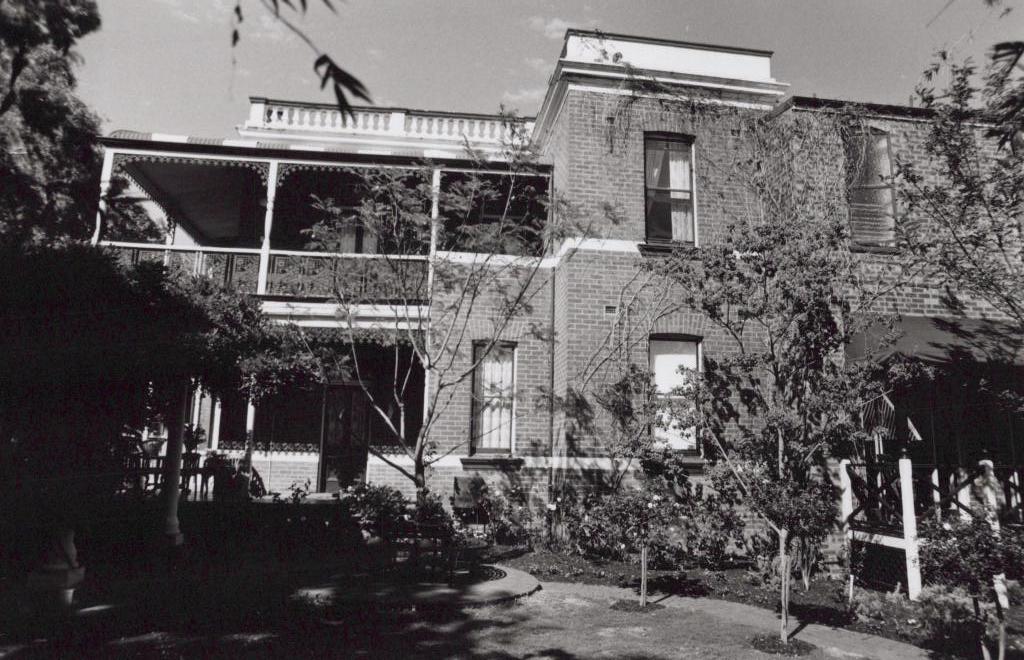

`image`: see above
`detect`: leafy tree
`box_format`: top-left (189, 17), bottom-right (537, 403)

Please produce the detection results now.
top-left (304, 135), bottom-right (585, 501)
top-left (0, 244), bottom-right (325, 551)
top-left (0, 0), bottom-right (157, 245)
top-left (646, 107), bottom-right (892, 643)
top-left (897, 56), bottom-right (1024, 336)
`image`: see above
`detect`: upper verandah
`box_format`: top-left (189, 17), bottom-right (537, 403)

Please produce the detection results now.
top-left (239, 99), bottom-right (534, 161)
top-left (101, 101), bottom-right (537, 166)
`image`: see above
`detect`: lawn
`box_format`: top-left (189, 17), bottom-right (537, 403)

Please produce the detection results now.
top-left (501, 546), bottom-right (1024, 658)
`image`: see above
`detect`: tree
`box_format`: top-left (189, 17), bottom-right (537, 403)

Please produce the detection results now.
top-left (0, 0), bottom-right (157, 245)
top-left (897, 56), bottom-right (1024, 335)
top-left (644, 107), bottom-right (893, 643)
top-left (0, 244), bottom-right (325, 552)
top-left (303, 134), bottom-right (584, 501)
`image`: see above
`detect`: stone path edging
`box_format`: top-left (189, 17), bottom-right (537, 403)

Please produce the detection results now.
top-left (315, 564), bottom-right (541, 611)
top-left (540, 581), bottom-right (930, 660)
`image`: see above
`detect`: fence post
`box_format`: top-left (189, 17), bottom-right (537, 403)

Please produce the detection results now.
top-left (1011, 468), bottom-right (1023, 524)
top-left (899, 453), bottom-right (922, 600)
top-left (839, 459), bottom-right (853, 534)
top-left (957, 467), bottom-right (972, 522)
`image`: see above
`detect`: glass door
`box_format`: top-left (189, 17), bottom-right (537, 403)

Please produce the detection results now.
top-left (319, 385), bottom-right (369, 492)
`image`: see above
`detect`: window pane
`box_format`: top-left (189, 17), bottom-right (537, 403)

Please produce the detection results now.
top-left (473, 344), bottom-right (515, 451)
top-left (668, 149), bottom-right (691, 192)
top-left (646, 191), bottom-right (693, 242)
top-left (649, 339), bottom-right (698, 393)
top-left (850, 187), bottom-right (895, 243)
top-left (850, 187), bottom-right (895, 246)
top-left (868, 132), bottom-right (893, 179)
top-left (649, 339), bottom-right (699, 451)
top-left (849, 131), bottom-right (893, 187)
top-left (654, 410), bottom-right (696, 451)
top-left (646, 140), bottom-right (692, 191)
top-left (645, 144), bottom-right (669, 188)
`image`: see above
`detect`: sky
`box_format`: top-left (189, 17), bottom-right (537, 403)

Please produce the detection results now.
top-left (76, 0), bottom-right (1022, 138)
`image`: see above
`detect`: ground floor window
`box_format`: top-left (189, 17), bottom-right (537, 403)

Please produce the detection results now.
top-left (649, 335), bottom-right (700, 452)
top-left (471, 342), bottom-right (516, 453)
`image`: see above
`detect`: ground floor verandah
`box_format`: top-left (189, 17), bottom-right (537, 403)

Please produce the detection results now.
top-left (842, 316), bottom-right (1024, 599)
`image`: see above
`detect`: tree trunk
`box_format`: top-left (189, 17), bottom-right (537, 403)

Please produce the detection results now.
top-left (640, 544), bottom-right (649, 608)
top-left (414, 460), bottom-right (428, 505)
top-left (779, 527), bottom-right (790, 644)
top-left (995, 595), bottom-right (1006, 660)
top-left (160, 380), bottom-right (190, 547)
top-left (973, 597), bottom-right (993, 660)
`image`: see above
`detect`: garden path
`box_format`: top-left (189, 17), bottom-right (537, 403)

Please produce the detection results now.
top-left (540, 580), bottom-right (931, 659)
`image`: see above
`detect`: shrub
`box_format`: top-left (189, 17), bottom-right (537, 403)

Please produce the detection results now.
top-left (849, 586), bottom-right (913, 624)
top-left (340, 483), bottom-right (408, 535)
top-left (916, 517), bottom-right (1024, 658)
top-left (916, 585), bottom-right (988, 651)
top-left (562, 489), bottom-right (684, 567)
top-left (413, 490), bottom-right (454, 534)
top-left (482, 483), bottom-right (535, 547)
top-left (677, 483), bottom-right (745, 569)
top-left (744, 532), bottom-right (781, 588)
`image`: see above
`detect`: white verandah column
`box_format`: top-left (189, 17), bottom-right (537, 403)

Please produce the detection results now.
top-left (90, 149), bottom-right (116, 245)
top-left (257, 161), bottom-right (279, 295)
top-left (421, 166), bottom-right (441, 429)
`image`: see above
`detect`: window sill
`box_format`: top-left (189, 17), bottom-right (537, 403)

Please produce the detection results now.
top-left (850, 243), bottom-right (899, 255)
top-left (460, 455), bottom-right (523, 470)
top-left (669, 452), bottom-right (706, 474)
top-left (639, 241), bottom-right (696, 257)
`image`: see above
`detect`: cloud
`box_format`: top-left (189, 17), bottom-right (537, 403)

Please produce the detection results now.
top-left (156, 0), bottom-right (233, 25)
top-left (524, 56), bottom-right (549, 75)
top-left (245, 14), bottom-right (289, 43)
top-left (528, 16), bottom-right (573, 40)
top-left (154, 0), bottom-right (200, 24)
top-left (367, 48), bottom-right (384, 61)
top-left (502, 86), bottom-right (548, 107)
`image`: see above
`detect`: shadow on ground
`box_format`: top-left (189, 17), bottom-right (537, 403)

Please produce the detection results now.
top-left (0, 560), bottom-right (551, 659)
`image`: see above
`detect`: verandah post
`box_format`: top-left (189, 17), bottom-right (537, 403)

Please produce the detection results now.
top-left (257, 161), bottom-right (279, 295)
top-left (839, 459), bottom-right (853, 532)
top-left (898, 452), bottom-right (922, 600)
top-left (90, 149), bottom-right (114, 245)
top-left (839, 459), bottom-right (855, 601)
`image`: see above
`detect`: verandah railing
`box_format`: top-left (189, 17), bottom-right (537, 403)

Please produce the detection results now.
top-left (840, 455), bottom-right (1024, 600)
top-left (103, 242), bottom-right (428, 302)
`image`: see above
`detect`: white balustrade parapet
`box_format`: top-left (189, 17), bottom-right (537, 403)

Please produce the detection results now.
top-left (244, 98), bottom-right (532, 146)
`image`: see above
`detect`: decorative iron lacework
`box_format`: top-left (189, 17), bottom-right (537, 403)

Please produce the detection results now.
top-left (276, 161), bottom-right (350, 188)
top-left (111, 153), bottom-right (271, 185)
top-left (370, 442), bottom-right (410, 456)
top-left (217, 440), bottom-right (319, 453)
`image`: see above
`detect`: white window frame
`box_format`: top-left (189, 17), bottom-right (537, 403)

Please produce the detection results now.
top-left (644, 133), bottom-right (698, 246)
top-left (470, 341), bottom-right (517, 454)
top-left (649, 335), bottom-right (702, 453)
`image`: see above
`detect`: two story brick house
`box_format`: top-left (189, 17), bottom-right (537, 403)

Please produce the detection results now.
top-left (94, 30), bottom-right (1022, 533)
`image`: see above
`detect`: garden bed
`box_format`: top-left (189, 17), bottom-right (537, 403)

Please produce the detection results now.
top-left (500, 547), bottom-right (1024, 658)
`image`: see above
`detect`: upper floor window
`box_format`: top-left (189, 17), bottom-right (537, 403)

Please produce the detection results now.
top-left (649, 335), bottom-right (700, 452)
top-left (847, 129), bottom-right (896, 247)
top-left (471, 342), bottom-right (516, 453)
top-left (439, 172), bottom-right (548, 256)
top-left (645, 134), bottom-right (695, 244)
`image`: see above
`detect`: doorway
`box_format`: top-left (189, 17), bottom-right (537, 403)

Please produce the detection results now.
top-left (319, 385), bottom-right (371, 493)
